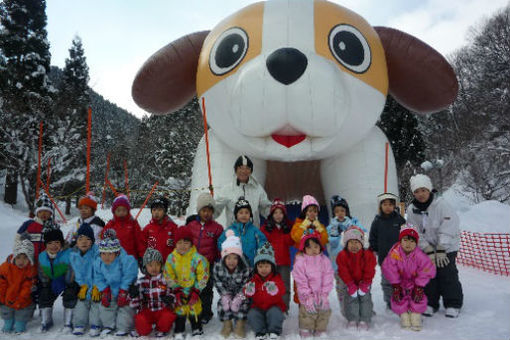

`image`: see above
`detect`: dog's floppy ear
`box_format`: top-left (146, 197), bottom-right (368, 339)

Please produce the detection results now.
top-left (374, 27), bottom-right (458, 114)
top-left (132, 31), bottom-right (210, 115)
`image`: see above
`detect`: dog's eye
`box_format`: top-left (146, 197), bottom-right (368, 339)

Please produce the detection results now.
top-left (328, 24), bottom-right (371, 74)
top-left (209, 27), bottom-right (248, 76)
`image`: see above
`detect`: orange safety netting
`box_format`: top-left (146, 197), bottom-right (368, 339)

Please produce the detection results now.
top-left (458, 231), bottom-right (510, 276)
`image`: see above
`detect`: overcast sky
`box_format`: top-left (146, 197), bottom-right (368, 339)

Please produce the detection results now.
top-left (46, 0), bottom-right (509, 118)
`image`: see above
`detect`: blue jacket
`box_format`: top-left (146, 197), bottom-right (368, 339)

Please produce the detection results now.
top-left (93, 249), bottom-right (138, 297)
top-left (38, 248), bottom-right (72, 295)
top-left (326, 216), bottom-right (364, 271)
top-left (69, 244), bottom-right (99, 300)
top-left (218, 221), bottom-right (267, 267)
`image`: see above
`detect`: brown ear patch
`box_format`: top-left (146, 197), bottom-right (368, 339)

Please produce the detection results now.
top-left (132, 31), bottom-right (210, 115)
top-left (375, 26), bottom-right (458, 114)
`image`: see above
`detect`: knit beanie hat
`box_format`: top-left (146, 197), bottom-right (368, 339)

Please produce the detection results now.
top-left (299, 230), bottom-right (323, 252)
top-left (234, 197), bottom-right (253, 219)
top-left (234, 155), bottom-right (253, 172)
top-left (301, 194), bottom-right (319, 213)
top-left (78, 192), bottom-right (98, 211)
top-left (150, 196), bottom-right (169, 213)
top-left (174, 226), bottom-right (194, 244)
top-left (221, 229), bottom-right (243, 259)
top-left (35, 193), bottom-right (54, 216)
top-left (254, 242), bottom-right (276, 266)
top-left (377, 192), bottom-right (398, 205)
top-left (341, 225), bottom-right (365, 248)
top-left (269, 198), bottom-right (287, 217)
top-left (143, 247), bottom-right (164, 268)
top-left (111, 194), bottom-right (131, 214)
top-left (410, 174), bottom-right (433, 193)
top-left (196, 192), bottom-right (215, 213)
top-left (77, 223), bottom-right (95, 244)
top-left (43, 228), bottom-right (64, 245)
top-left (13, 239), bottom-right (35, 265)
top-left (399, 223), bottom-right (420, 242)
top-left (99, 229), bottom-right (122, 253)
top-left (330, 194), bottom-right (351, 218)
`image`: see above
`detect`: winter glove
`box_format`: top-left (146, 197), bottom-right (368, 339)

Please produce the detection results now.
top-left (244, 282), bottom-right (256, 297)
top-left (128, 283), bottom-right (139, 299)
top-left (319, 293), bottom-right (330, 310)
top-left (358, 281), bottom-right (371, 296)
top-left (392, 284), bottom-right (403, 303)
top-left (63, 282), bottom-right (80, 304)
top-left (424, 245), bottom-right (436, 266)
top-left (174, 288), bottom-right (186, 307)
top-left (221, 294), bottom-right (232, 312)
top-left (101, 287), bottom-right (112, 307)
top-left (435, 245), bottom-right (450, 268)
top-left (300, 219), bottom-right (312, 229)
top-left (187, 288), bottom-right (200, 306)
top-left (91, 285), bottom-right (101, 302)
top-left (77, 284), bottom-right (89, 301)
top-left (412, 286), bottom-right (425, 303)
top-left (263, 281), bottom-right (279, 296)
top-left (117, 289), bottom-right (129, 307)
top-left (230, 293), bottom-right (246, 313)
top-left (303, 296), bottom-right (317, 314)
top-left (346, 282), bottom-right (358, 298)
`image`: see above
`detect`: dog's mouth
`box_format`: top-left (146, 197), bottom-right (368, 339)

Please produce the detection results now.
top-left (271, 125), bottom-right (307, 148)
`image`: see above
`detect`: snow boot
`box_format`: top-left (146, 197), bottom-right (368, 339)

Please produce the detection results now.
top-left (233, 319), bottom-right (245, 338)
top-left (268, 333), bottom-right (280, 340)
top-left (255, 333), bottom-right (267, 340)
top-left (410, 313), bottom-right (422, 331)
top-left (220, 320), bottom-right (233, 338)
top-left (62, 308), bottom-right (73, 333)
top-left (358, 321), bottom-right (369, 331)
top-left (400, 312), bottom-right (411, 329)
top-left (346, 321), bottom-right (357, 329)
top-left (72, 326), bottom-right (85, 335)
top-left (423, 306), bottom-right (437, 317)
top-left (89, 325), bottom-right (101, 337)
top-left (445, 307), bottom-right (460, 318)
top-left (299, 329), bottom-right (313, 338)
top-left (40, 307), bottom-right (54, 332)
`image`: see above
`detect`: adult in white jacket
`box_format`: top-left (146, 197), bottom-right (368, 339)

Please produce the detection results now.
top-left (406, 174), bottom-right (463, 319)
top-left (214, 155), bottom-right (272, 228)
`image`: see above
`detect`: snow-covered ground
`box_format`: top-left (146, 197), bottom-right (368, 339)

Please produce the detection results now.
top-left (0, 194), bottom-right (509, 339)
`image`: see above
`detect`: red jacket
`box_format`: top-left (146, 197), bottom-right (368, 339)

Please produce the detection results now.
top-left (187, 218), bottom-right (223, 265)
top-left (0, 255), bottom-right (37, 310)
top-left (245, 272), bottom-right (286, 312)
top-left (336, 248), bottom-right (376, 286)
top-left (16, 219), bottom-right (45, 263)
top-left (102, 216), bottom-right (146, 260)
top-left (143, 216), bottom-right (178, 262)
top-left (261, 223), bottom-right (293, 266)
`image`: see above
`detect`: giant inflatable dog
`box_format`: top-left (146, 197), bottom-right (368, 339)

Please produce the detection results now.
top-left (132, 0), bottom-right (457, 227)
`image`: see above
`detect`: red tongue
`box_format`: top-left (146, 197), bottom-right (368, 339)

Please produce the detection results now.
top-left (271, 134), bottom-right (306, 148)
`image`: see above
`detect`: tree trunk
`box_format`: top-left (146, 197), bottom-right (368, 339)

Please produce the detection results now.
top-left (65, 196), bottom-right (71, 215)
top-left (4, 170), bottom-right (18, 205)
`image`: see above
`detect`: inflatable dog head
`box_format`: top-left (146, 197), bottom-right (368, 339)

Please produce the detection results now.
top-left (133, 0), bottom-right (457, 161)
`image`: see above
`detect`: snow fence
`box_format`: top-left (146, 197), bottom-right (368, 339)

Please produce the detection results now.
top-left (458, 231), bottom-right (510, 276)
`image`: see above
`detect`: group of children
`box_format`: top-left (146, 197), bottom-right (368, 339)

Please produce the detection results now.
top-left (0, 173), bottom-right (462, 338)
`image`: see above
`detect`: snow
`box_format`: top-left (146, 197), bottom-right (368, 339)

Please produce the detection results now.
top-left (0, 200), bottom-right (509, 339)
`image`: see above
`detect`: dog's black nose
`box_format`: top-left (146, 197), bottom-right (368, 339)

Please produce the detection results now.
top-left (266, 48), bottom-right (308, 85)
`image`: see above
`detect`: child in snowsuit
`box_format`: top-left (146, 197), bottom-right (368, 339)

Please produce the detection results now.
top-left (245, 242), bottom-right (286, 340)
top-left (164, 227), bottom-right (209, 340)
top-left (291, 195), bottom-right (328, 250)
top-left (406, 174), bottom-right (463, 318)
top-left (382, 224), bottom-right (436, 331)
top-left (130, 248), bottom-right (176, 337)
top-left (0, 239), bottom-right (37, 334)
top-left (292, 231), bottom-right (334, 338)
top-left (69, 223), bottom-right (100, 336)
top-left (261, 198), bottom-right (294, 310)
top-left (336, 226), bottom-right (376, 330)
top-left (66, 192), bottom-right (105, 246)
top-left (93, 231), bottom-right (138, 337)
top-left (326, 195), bottom-right (362, 308)
top-left (369, 192), bottom-right (406, 309)
top-left (102, 194), bottom-right (146, 261)
top-left (218, 198), bottom-right (267, 268)
top-left (38, 229), bottom-right (76, 332)
top-left (214, 230), bottom-right (251, 338)
top-left (142, 196), bottom-right (178, 263)
top-left (186, 192), bottom-right (223, 324)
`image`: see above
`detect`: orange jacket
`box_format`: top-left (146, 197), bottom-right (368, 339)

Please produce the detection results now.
top-left (290, 218), bottom-right (329, 249)
top-left (0, 255), bottom-right (37, 310)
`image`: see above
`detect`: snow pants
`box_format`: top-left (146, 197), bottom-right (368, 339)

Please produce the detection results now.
top-left (72, 299), bottom-right (101, 328)
top-left (380, 271), bottom-right (393, 308)
top-left (0, 304), bottom-right (35, 323)
top-left (333, 273), bottom-right (344, 308)
top-left (247, 307), bottom-right (284, 336)
top-left (337, 279), bottom-right (373, 323)
top-left (200, 269), bottom-right (214, 320)
top-left (135, 308), bottom-right (177, 336)
top-left (425, 252), bottom-right (463, 310)
top-left (98, 299), bottom-right (135, 332)
top-left (298, 305), bottom-right (331, 332)
top-left (174, 313), bottom-right (202, 334)
top-left (277, 265), bottom-right (291, 311)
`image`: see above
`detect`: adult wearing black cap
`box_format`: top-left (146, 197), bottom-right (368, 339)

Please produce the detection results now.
top-left (214, 155), bottom-right (271, 228)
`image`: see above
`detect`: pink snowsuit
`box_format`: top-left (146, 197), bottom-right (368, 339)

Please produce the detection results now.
top-left (292, 253), bottom-right (335, 307)
top-left (382, 243), bottom-right (436, 315)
